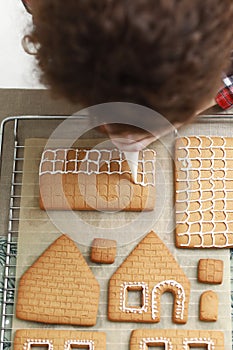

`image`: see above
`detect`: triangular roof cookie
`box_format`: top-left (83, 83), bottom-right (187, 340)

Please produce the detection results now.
top-left (108, 231), bottom-right (190, 324)
top-left (16, 234), bottom-right (100, 325)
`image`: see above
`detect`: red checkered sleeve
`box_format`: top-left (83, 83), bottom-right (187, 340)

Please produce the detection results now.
top-left (215, 87), bottom-right (233, 110)
top-left (215, 76), bottom-right (233, 110)
top-left (215, 50), bottom-right (233, 110)
top-left (21, 0), bottom-right (32, 13)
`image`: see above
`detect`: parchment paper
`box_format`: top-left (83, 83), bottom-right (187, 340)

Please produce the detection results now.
top-left (13, 122), bottom-right (232, 348)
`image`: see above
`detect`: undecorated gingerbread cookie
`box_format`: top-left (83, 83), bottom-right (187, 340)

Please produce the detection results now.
top-left (198, 259), bottom-right (223, 284)
top-left (199, 290), bottom-right (219, 322)
top-left (91, 238), bottom-right (117, 264)
top-left (16, 235), bottom-right (100, 325)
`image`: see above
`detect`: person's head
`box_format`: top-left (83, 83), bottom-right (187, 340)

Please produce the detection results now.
top-left (25, 0), bottom-right (233, 149)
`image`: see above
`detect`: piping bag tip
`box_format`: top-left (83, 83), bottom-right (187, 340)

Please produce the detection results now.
top-left (124, 151), bottom-right (139, 184)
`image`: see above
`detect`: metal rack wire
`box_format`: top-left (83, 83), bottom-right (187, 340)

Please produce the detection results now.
top-left (0, 119), bottom-right (22, 350)
top-left (0, 115), bottom-right (233, 349)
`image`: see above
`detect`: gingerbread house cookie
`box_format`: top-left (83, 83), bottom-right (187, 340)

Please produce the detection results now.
top-left (130, 329), bottom-right (224, 349)
top-left (175, 136), bottom-right (233, 248)
top-left (39, 148), bottom-right (156, 211)
top-left (16, 235), bottom-right (100, 325)
top-left (108, 231), bottom-right (190, 324)
top-left (14, 329), bottom-right (106, 350)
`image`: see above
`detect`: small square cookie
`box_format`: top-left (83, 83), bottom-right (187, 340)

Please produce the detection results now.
top-left (198, 259), bottom-right (223, 284)
top-left (91, 238), bottom-right (117, 264)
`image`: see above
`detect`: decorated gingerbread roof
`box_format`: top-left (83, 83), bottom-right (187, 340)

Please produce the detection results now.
top-left (175, 136), bottom-right (233, 248)
top-left (108, 231), bottom-right (190, 324)
top-left (39, 148), bottom-right (156, 211)
top-left (16, 234), bottom-right (100, 326)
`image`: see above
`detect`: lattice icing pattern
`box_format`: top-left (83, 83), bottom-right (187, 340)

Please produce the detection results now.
top-left (39, 148), bottom-right (156, 211)
top-left (175, 136), bottom-right (233, 248)
top-left (39, 148), bottom-right (156, 186)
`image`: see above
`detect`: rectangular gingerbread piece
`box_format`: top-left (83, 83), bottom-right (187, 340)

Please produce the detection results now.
top-left (39, 148), bottom-right (156, 211)
top-left (175, 136), bottom-right (233, 248)
top-left (130, 329), bottom-right (224, 349)
top-left (14, 329), bottom-right (106, 350)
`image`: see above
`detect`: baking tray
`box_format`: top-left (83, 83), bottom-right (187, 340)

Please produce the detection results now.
top-left (0, 115), bottom-right (233, 350)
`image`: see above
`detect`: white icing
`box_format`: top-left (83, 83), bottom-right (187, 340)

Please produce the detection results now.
top-left (24, 339), bottom-right (53, 350)
top-left (140, 337), bottom-right (173, 350)
top-left (183, 337), bottom-right (215, 350)
top-left (39, 148), bottom-right (156, 186)
top-left (119, 282), bottom-right (149, 313)
top-left (152, 280), bottom-right (185, 321)
top-left (124, 151), bottom-right (139, 183)
top-left (176, 136), bottom-right (233, 248)
top-left (64, 339), bottom-right (94, 350)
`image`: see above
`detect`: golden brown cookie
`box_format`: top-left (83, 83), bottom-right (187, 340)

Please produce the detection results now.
top-left (14, 329), bottom-right (106, 350)
top-left (199, 290), bottom-right (219, 322)
top-left (198, 259), bottom-right (224, 284)
top-left (16, 235), bottom-right (100, 325)
top-left (39, 148), bottom-right (156, 211)
top-left (175, 136), bottom-right (233, 248)
top-left (91, 238), bottom-right (117, 264)
top-left (108, 230), bottom-right (190, 324)
top-left (130, 329), bottom-right (224, 349)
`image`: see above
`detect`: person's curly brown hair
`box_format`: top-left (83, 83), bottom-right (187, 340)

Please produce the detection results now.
top-left (26, 0), bottom-right (233, 122)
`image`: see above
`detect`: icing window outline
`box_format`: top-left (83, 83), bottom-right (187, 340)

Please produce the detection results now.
top-left (64, 339), bottom-right (95, 350)
top-left (39, 148), bottom-right (156, 187)
top-left (24, 339), bottom-right (53, 350)
top-left (183, 337), bottom-right (215, 349)
top-left (140, 337), bottom-right (173, 350)
top-left (120, 282), bottom-right (149, 313)
top-left (152, 280), bottom-right (185, 321)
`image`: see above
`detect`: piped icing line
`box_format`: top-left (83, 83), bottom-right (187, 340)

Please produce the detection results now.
top-left (140, 337), bottom-right (173, 350)
top-left (64, 339), bottom-right (94, 350)
top-left (24, 339), bottom-right (53, 350)
top-left (119, 282), bottom-right (149, 313)
top-left (151, 280), bottom-right (185, 321)
top-left (183, 337), bottom-right (215, 350)
top-left (39, 148), bottom-right (156, 187)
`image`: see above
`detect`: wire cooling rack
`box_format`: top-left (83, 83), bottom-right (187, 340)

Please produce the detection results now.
top-left (0, 116), bottom-right (73, 350)
top-left (0, 115), bottom-right (233, 349)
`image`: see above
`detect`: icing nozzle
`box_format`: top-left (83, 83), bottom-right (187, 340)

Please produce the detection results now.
top-left (124, 151), bottom-right (139, 183)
